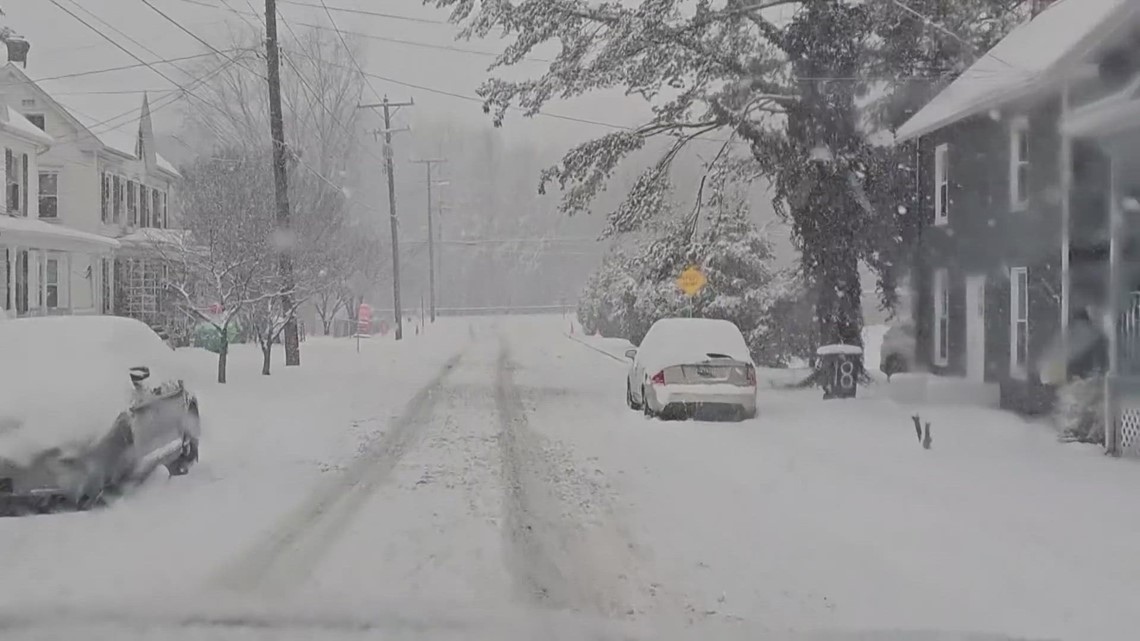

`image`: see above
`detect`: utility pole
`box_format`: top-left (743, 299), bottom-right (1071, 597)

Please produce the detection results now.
top-left (358, 96), bottom-right (413, 340)
top-left (412, 158), bottom-right (446, 322)
top-left (264, 0), bottom-right (300, 366)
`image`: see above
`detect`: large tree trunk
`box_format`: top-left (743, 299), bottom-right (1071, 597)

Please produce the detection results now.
top-left (217, 334), bottom-right (229, 384)
top-left (261, 337), bottom-right (272, 376)
top-left (814, 233), bottom-right (863, 346)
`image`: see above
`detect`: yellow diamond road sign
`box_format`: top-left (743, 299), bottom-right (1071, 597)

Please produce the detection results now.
top-left (677, 266), bottom-right (706, 296)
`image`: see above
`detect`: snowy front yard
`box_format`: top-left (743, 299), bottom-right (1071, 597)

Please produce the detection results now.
top-left (1, 315), bottom-right (1138, 640)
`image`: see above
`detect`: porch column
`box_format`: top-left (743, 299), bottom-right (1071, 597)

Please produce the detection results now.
top-left (4, 245), bottom-right (13, 313)
top-left (38, 248), bottom-right (47, 316)
top-left (1060, 84), bottom-right (1072, 379)
top-left (64, 252), bottom-right (72, 313)
top-left (1106, 153), bottom-right (1123, 455)
top-left (108, 256), bottom-right (116, 315)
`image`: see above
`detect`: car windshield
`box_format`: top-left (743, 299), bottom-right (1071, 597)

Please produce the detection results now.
top-left (0, 1), bottom-right (1134, 640)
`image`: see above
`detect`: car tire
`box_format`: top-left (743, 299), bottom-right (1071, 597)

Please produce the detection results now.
top-left (627, 382), bottom-right (642, 410)
top-left (166, 407), bottom-right (200, 477)
top-left (642, 386), bottom-right (655, 419)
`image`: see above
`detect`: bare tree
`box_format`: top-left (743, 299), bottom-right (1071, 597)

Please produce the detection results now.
top-left (156, 150), bottom-right (279, 383)
top-left (177, 26), bottom-right (369, 357)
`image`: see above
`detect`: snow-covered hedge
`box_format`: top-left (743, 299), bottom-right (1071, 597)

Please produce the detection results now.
top-left (1053, 375), bottom-right (1105, 445)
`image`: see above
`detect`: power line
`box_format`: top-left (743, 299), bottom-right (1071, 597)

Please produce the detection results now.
top-left (53, 88), bottom-right (175, 95)
top-left (297, 21), bottom-right (550, 63)
top-left (134, 0), bottom-right (356, 191)
top-left (177, 0), bottom-right (549, 63)
top-left (316, 0), bottom-right (384, 107)
top-left (277, 0), bottom-right (447, 25)
top-left (0, 50), bottom-right (229, 89)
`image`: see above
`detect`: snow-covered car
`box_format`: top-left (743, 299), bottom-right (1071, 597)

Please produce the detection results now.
top-left (625, 317), bottom-right (757, 420)
top-left (879, 321), bottom-right (916, 378)
top-left (0, 316), bottom-right (200, 514)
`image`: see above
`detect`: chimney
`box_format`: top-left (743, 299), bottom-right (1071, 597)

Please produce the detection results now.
top-left (2, 36), bottom-right (27, 67)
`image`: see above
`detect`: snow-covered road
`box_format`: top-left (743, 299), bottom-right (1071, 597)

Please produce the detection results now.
top-left (2, 315), bottom-right (1140, 640)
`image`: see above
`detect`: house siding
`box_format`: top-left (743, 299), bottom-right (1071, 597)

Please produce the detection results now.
top-left (915, 97), bottom-right (1066, 413)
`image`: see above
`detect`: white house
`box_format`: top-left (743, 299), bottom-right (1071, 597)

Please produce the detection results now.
top-left (0, 91), bottom-right (119, 318)
top-left (0, 56), bottom-right (181, 326)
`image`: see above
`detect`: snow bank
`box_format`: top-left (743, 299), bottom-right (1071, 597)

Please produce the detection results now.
top-left (882, 373), bottom-right (1001, 408)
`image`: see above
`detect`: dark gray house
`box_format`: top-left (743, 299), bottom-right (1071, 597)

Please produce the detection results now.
top-left (895, 0), bottom-right (1139, 445)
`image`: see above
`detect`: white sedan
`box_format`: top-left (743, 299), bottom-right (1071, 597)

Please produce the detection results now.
top-left (625, 318), bottom-right (757, 420)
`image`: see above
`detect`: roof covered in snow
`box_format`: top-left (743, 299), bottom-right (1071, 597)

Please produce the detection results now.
top-left (0, 214), bottom-right (119, 252)
top-left (896, 0), bottom-right (1135, 141)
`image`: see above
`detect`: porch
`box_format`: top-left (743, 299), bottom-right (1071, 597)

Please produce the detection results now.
top-left (113, 228), bottom-right (194, 339)
top-left (0, 215), bottom-right (118, 317)
top-left (1064, 76), bottom-right (1140, 456)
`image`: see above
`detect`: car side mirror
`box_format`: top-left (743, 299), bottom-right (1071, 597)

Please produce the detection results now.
top-left (625, 349), bottom-right (637, 361)
top-left (130, 366), bottom-right (151, 384)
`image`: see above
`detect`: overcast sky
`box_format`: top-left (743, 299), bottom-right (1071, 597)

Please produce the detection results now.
top-left (4, 0), bottom-right (649, 148)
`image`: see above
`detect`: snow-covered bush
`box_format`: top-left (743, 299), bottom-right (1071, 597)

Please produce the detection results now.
top-left (1053, 375), bottom-right (1105, 445)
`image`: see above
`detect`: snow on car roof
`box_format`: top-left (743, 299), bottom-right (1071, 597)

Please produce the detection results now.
top-left (637, 317), bottom-right (753, 372)
top-left (0, 316), bottom-right (173, 464)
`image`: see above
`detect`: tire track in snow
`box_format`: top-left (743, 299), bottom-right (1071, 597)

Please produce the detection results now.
top-left (496, 338), bottom-right (683, 623)
top-left (209, 352), bottom-right (464, 594)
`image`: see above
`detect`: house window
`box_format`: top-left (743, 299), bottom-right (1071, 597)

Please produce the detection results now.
top-left (112, 175), bottom-right (123, 223)
top-left (934, 143), bottom-right (949, 225)
top-left (152, 189), bottom-right (163, 228)
top-left (1010, 118), bottom-right (1030, 210)
top-left (38, 171), bottom-right (58, 218)
top-left (21, 155), bottom-right (28, 215)
top-left (933, 269), bottom-right (950, 366)
top-left (24, 114), bottom-right (45, 131)
top-left (4, 149), bottom-right (18, 215)
top-left (140, 184), bottom-right (150, 227)
top-left (101, 173), bottom-right (110, 223)
top-left (1010, 267), bottom-right (1029, 378)
top-left (161, 191), bottom-right (168, 228)
top-left (127, 179), bottom-right (137, 226)
top-left (45, 257), bottom-right (59, 309)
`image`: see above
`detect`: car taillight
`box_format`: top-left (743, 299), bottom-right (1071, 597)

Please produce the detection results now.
top-left (651, 370), bottom-right (666, 385)
top-left (746, 365), bottom-right (756, 386)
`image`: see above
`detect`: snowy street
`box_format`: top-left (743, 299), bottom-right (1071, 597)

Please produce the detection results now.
top-left (2, 316), bottom-right (1140, 640)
